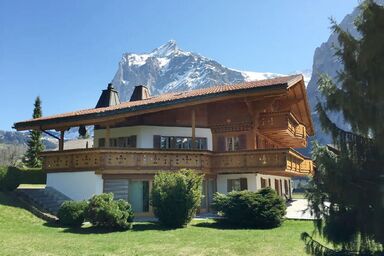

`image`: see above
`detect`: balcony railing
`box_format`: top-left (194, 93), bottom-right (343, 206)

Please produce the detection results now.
top-left (259, 111), bottom-right (307, 147)
top-left (40, 148), bottom-right (313, 176)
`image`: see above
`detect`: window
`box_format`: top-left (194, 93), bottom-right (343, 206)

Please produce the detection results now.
top-left (225, 137), bottom-right (239, 151)
top-left (227, 178), bottom-right (247, 192)
top-left (158, 136), bottom-right (207, 150)
top-left (98, 135), bottom-right (137, 148)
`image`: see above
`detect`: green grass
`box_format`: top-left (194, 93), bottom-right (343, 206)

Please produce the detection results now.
top-left (17, 184), bottom-right (46, 189)
top-left (0, 192), bottom-right (315, 256)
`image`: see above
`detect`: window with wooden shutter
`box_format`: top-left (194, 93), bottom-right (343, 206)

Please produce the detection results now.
top-left (153, 135), bottom-right (161, 149)
top-left (217, 136), bottom-right (225, 152)
top-left (129, 135), bottom-right (137, 148)
top-left (238, 134), bottom-right (247, 150)
top-left (240, 178), bottom-right (248, 190)
top-left (261, 178), bottom-right (266, 188)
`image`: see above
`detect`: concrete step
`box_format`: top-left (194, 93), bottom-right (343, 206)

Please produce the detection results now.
top-left (17, 187), bottom-right (71, 216)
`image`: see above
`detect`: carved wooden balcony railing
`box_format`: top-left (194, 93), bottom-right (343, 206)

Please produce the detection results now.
top-left (212, 148), bottom-right (313, 175)
top-left (40, 148), bottom-right (313, 176)
top-left (258, 111), bottom-right (307, 147)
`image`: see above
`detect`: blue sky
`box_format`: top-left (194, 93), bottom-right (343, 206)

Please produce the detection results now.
top-left (0, 0), bottom-right (357, 131)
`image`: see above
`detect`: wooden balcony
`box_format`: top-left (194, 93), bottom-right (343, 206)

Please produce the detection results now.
top-left (258, 111), bottom-right (307, 147)
top-left (212, 148), bottom-right (313, 176)
top-left (40, 148), bottom-right (313, 177)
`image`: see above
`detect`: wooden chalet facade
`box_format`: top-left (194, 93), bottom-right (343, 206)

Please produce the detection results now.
top-left (14, 75), bottom-right (314, 215)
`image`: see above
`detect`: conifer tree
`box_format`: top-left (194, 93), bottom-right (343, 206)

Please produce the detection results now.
top-left (302, 1), bottom-right (384, 255)
top-left (24, 96), bottom-right (44, 168)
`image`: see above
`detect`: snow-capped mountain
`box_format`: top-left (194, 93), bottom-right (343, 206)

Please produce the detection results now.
top-left (112, 40), bottom-right (289, 101)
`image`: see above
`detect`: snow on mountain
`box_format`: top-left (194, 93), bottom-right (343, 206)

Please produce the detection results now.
top-left (66, 41), bottom-right (309, 140)
top-left (112, 40), bottom-right (307, 102)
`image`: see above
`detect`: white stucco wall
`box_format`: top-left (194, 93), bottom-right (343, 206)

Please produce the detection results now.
top-left (94, 125), bottom-right (213, 150)
top-left (217, 173), bottom-right (257, 194)
top-left (47, 171), bottom-right (103, 201)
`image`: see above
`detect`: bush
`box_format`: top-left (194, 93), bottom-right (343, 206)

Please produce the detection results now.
top-left (58, 200), bottom-right (88, 227)
top-left (85, 193), bottom-right (134, 230)
top-left (212, 188), bottom-right (286, 228)
top-left (0, 166), bottom-right (20, 191)
top-left (151, 169), bottom-right (203, 228)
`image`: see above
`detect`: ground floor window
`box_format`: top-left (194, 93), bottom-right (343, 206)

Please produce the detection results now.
top-left (227, 178), bottom-right (247, 192)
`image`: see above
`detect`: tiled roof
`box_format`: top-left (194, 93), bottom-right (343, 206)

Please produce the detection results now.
top-left (14, 74), bottom-right (303, 130)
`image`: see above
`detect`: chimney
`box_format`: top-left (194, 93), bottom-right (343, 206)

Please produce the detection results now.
top-left (95, 83), bottom-right (121, 108)
top-left (130, 85), bottom-right (150, 101)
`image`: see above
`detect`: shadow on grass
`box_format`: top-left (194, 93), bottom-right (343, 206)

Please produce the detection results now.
top-left (43, 221), bottom-right (173, 234)
top-left (193, 220), bottom-right (278, 230)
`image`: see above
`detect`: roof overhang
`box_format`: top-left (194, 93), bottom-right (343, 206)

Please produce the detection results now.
top-left (14, 75), bottom-right (314, 133)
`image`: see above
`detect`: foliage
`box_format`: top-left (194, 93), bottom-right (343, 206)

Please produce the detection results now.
top-left (58, 200), bottom-right (88, 227)
top-left (23, 97), bottom-right (44, 168)
top-left (151, 169), bottom-right (203, 228)
top-left (304, 1), bottom-right (384, 255)
top-left (85, 193), bottom-right (134, 230)
top-left (0, 191), bottom-right (317, 256)
top-left (0, 166), bottom-right (45, 191)
top-left (212, 188), bottom-right (286, 228)
top-left (0, 166), bottom-right (20, 191)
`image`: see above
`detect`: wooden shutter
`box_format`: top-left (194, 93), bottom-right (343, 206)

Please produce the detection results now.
top-left (217, 136), bottom-right (226, 152)
top-left (153, 135), bottom-right (161, 149)
top-left (240, 178), bottom-right (248, 190)
top-left (275, 179), bottom-right (280, 196)
top-left (227, 179), bottom-right (232, 192)
top-left (99, 138), bottom-right (105, 148)
top-left (238, 134), bottom-right (247, 150)
top-left (130, 135), bottom-right (137, 148)
top-left (103, 179), bottom-right (129, 201)
top-left (261, 178), bottom-right (266, 188)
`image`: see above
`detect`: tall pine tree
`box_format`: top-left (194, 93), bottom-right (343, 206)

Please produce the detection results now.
top-left (24, 96), bottom-right (44, 168)
top-left (302, 1), bottom-right (384, 255)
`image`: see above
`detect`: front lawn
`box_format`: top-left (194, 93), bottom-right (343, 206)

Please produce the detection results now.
top-left (0, 192), bottom-right (314, 256)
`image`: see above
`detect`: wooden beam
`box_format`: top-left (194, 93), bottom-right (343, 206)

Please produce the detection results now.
top-left (191, 109), bottom-right (196, 149)
top-left (59, 130), bottom-right (65, 151)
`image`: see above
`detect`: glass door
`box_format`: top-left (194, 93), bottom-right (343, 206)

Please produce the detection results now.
top-left (128, 180), bottom-right (149, 213)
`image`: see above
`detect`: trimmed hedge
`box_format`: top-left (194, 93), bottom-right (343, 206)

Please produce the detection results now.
top-left (0, 166), bottom-right (46, 191)
top-left (151, 169), bottom-right (203, 228)
top-left (85, 193), bottom-right (134, 230)
top-left (58, 200), bottom-right (88, 227)
top-left (212, 188), bottom-right (286, 228)
top-left (0, 166), bottom-right (20, 191)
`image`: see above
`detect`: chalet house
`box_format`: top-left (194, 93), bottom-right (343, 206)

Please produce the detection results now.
top-left (14, 75), bottom-right (314, 215)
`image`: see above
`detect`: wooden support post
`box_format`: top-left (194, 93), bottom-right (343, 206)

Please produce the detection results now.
top-left (59, 130), bottom-right (65, 151)
top-left (191, 109), bottom-right (196, 149)
top-left (105, 125), bottom-right (110, 147)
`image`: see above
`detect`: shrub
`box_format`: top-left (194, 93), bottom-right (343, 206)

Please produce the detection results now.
top-left (85, 193), bottom-right (134, 230)
top-left (18, 168), bottom-right (46, 184)
top-left (0, 166), bottom-right (46, 191)
top-left (212, 188), bottom-right (286, 228)
top-left (151, 169), bottom-right (203, 228)
top-left (58, 200), bottom-right (88, 227)
top-left (0, 166), bottom-right (20, 191)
